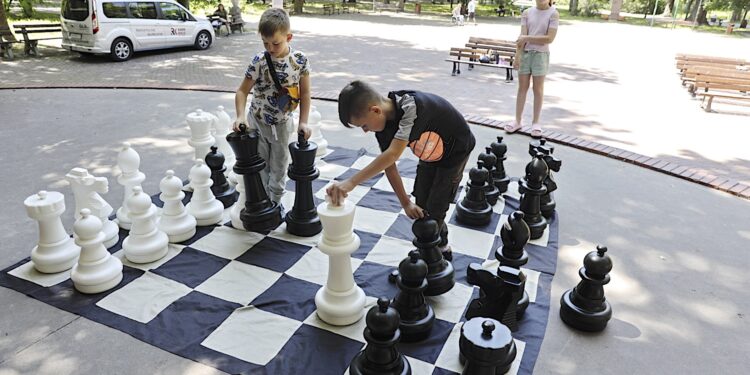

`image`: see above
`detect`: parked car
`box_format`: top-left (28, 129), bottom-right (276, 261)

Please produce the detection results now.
top-left (61, 0), bottom-right (214, 61)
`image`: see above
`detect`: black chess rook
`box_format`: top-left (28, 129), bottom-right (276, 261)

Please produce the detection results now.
top-left (519, 152), bottom-right (548, 240)
top-left (205, 146), bottom-right (237, 208)
top-left (349, 298), bottom-right (411, 375)
top-left (560, 245), bottom-right (613, 332)
top-left (285, 131), bottom-right (322, 237)
top-left (455, 161), bottom-right (492, 226)
top-left (465, 263), bottom-right (525, 332)
top-left (412, 217), bottom-right (455, 296)
top-left (459, 318), bottom-right (517, 375)
top-left (226, 127), bottom-right (282, 232)
top-left (490, 137), bottom-right (511, 194)
top-left (391, 250), bottom-right (435, 342)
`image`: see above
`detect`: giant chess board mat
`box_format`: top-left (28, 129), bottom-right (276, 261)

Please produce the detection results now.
top-left (0, 147), bottom-right (559, 374)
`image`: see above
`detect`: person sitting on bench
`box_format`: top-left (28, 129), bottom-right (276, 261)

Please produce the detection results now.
top-left (212, 3), bottom-right (230, 36)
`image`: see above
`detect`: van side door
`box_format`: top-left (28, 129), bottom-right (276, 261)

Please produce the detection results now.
top-left (157, 2), bottom-right (193, 46)
top-left (127, 1), bottom-right (160, 49)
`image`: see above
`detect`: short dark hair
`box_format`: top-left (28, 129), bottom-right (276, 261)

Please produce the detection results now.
top-left (258, 8), bottom-right (290, 38)
top-left (338, 81), bottom-right (382, 128)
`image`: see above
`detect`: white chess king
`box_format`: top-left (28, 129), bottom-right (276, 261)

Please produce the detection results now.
top-left (314, 197), bottom-right (366, 326)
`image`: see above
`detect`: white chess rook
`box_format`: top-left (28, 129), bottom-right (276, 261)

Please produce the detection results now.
top-left (24, 191), bottom-right (80, 274)
top-left (186, 159), bottom-right (224, 226)
top-left (213, 105), bottom-right (235, 172)
top-left (122, 186), bottom-right (169, 263)
top-left (158, 170), bottom-right (197, 243)
top-left (314, 198), bottom-right (366, 326)
top-left (308, 106), bottom-right (328, 157)
top-left (228, 171), bottom-right (246, 231)
top-left (116, 142), bottom-right (146, 230)
top-left (71, 208), bottom-right (123, 294)
top-left (187, 109), bottom-right (216, 162)
top-left (65, 167), bottom-right (119, 248)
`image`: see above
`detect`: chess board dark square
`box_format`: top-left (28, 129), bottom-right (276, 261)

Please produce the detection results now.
top-left (250, 274), bottom-right (319, 321)
top-left (150, 247), bottom-right (231, 288)
top-left (353, 260), bottom-right (400, 298)
top-left (357, 188), bottom-right (404, 213)
top-left (264, 324), bottom-right (365, 374)
top-left (352, 229), bottom-right (381, 260)
top-left (235, 237), bottom-right (312, 273)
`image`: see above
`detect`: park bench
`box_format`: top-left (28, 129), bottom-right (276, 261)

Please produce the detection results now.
top-left (374, 3), bottom-right (400, 12)
top-left (445, 36), bottom-right (516, 81)
top-left (694, 71), bottom-right (750, 112)
top-left (13, 23), bottom-right (63, 57)
top-left (682, 66), bottom-right (749, 95)
top-left (675, 53), bottom-right (747, 76)
top-left (341, 3), bottom-right (359, 13)
top-left (323, 3), bottom-right (340, 15)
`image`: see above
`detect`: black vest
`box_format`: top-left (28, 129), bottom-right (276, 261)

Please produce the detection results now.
top-left (376, 91), bottom-right (475, 168)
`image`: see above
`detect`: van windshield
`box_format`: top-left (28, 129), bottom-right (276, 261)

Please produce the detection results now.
top-left (62, 0), bottom-right (89, 21)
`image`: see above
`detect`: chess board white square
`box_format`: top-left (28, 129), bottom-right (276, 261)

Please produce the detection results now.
top-left (302, 296), bottom-right (377, 344)
top-left (480, 259), bottom-right (541, 303)
top-left (190, 226), bottom-right (265, 259)
top-left (352, 206), bottom-right (399, 235)
top-left (7, 261), bottom-right (71, 287)
top-left (447, 223), bottom-right (496, 260)
top-left (425, 282), bottom-right (475, 324)
top-left (315, 184), bottom-right (371, 205)
top-left (371, 175), bottom-right (415, 195)
top-left (406, 356), bottom-right (436, 374)
top-left (350, 155), bottom-right (377, 170)
top-left (201, 305), bottom-right (302, 365)
top-left (113, 244), bottom-right (184, 272)
top-left (492, 195), bottom-right (507, 214)
top-left (268, 221), bottom-right (322, 248)
top-left (528, 225), bottom-right (549, 247)
top-left (363, 235), bottom-right (413, 267)
top-left (195, 261), bottom-right (282, 305)
top-left (96, 271), bottom-right (192, 323)
top-left (316, 160), bottom-right (349, 180)
top-left (286, 247), bottom-right (363, 286)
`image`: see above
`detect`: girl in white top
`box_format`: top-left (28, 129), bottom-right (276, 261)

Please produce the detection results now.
top-left (504, 0), bottom-right (559, 138)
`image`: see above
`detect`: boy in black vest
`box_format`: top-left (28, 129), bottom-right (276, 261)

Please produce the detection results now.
top-left (327, 80), bottom-right (476, 258)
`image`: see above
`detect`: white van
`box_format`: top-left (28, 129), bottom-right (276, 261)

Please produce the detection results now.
top-left (61, 0), bottom-right (214, 61)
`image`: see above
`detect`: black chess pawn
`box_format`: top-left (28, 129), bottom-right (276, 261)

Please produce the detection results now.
top-left (529, 139), bottom-right (561, 219)
top-left (413, 217), bottom-right (454, 296)
top-left (478, 147), bottom-right (500, 206)
top-left (226, 126), bottom-right (282, 232)
top-left (560, 245), bottom-right (613, 332)
top-left (518, 153), bottom-right (548, 240)
top-left (465, 264), bottom-right (525, 332)
top-left (349, 297), bottom-right (411, 375)
top-left (285, 131), bottom-right (322, 237)
top-left (490, 137), bottom-right (511, 194)
top-left (205, 146), bottom-right (237, 208)
top-left (496, 211), bottom-right (531, 318)
top-left (391, 250), bottom-right (435, 342)
top-left (455, 161), bottom-right (492, 226)
top-left (459, 318), bottom-right (517, 375)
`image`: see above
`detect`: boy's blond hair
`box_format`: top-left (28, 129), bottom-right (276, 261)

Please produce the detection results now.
top-left (258, 8), bottom-right (291, 37)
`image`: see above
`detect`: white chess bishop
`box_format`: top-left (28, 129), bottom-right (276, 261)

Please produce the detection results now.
top-left (186, 159), bottom-right (224, 226)
top-left (122, 186), bottom-right (169, 263)
top-left (314, 198), bottom-right (366, 326)
top-left (158, 170), bottom-right (197, 243)
top-left (228, 171), bottom-right (246, 231)
top-left (65, 167), bottom-right (119, 248)
top-left (187, 109), bottom-right (215, 162)
top-left (213, 105), bottom-right (235, 172)
top-left (24, 190), bottom-right (80, 274)
top-left (71, 208), bottom-right (123, 294)
top-left (115, 142), bottom-right (146, 230)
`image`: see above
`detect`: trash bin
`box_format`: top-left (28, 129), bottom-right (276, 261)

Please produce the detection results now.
top-left (726, 23), bottom-right (734, 34)
top-left (415, 3), bottom-right (421, 14)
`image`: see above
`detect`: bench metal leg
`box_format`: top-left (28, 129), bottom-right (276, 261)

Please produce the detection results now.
top-left (703, 96), bottom-right (714, 112)
top-left (456, 62), bottom-right (461, 75)
top-left (451, 62), bottom-right (457, 76)
top-left (1, 43), bottom-right (13, 60)
top-left (24, 41), bottom-right (38, 56)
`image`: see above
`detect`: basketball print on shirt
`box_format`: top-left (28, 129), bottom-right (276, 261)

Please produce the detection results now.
top-left (409, 131), bottom-right (444, 162)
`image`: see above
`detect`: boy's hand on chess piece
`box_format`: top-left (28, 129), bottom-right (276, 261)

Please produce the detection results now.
top-left (403, 202), bottom-right (425, 220)
top-left (233, 119), bottom-right (246, 132)
top-left (298, 123), bottom-right (311, 140)
top-left (326, 180), bottom-right (354, 206)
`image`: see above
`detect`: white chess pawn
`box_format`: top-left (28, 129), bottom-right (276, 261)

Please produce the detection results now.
top-left (122, 186), bottom-right (169, 263)
top-left (158, 170), bottom-right (197, 243)
top-left (65, 167), bottom-right (119, 248)
top-left (71, 208), bottom-right (123, 294)
top-left (24, 190), bottom-right (80, 273)
top-left (314, 198), bottom-right (365, 326)
top-left (213, 105), bottom-right (235, 171)
top-left (116, 142), bottom-right (146, 230)
top-left (187, 109), bottom-right (215, 162)
top-left (308, 106), bottom-right (328, 156)
top-left (185, 159), bottom-right (224, 226)
top-left (228, 170), bottom-right (246, 231)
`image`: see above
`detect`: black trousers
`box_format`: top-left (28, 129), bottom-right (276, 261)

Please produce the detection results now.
top-left (412, 155), bottom-right (470, 246)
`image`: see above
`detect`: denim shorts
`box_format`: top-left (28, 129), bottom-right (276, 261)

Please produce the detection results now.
top-left (519, 50), bottom-right (550, 76)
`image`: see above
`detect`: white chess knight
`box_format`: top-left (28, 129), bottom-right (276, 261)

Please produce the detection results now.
top-left (71, 208), bottom-right (123, 294)
top-left (185, 159), bottom-right (224, 226)
top-left (65, 167), bottom-right (119, 248)
top-left (212, 105), bottom-right (235, 172)
top-left (24, 190), bottom-right (80, 274)
top-left (314, 197), bottom-right (366, 326)
top-left (115, 142), bottom-right (146, 230)
top-left (187, 109), bottom-right (216, 163)
top-left (122, 186), bottom-right (169, 263)
top-left (228, 171), bottom-right (246, 231)
top-left (158, 170), bottom-right (197, 242)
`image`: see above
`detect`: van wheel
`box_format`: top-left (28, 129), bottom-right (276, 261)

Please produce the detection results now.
top-left (195, 31), bottom-right (211, 50)
top-left (110, 38), bottom-right (132, 62)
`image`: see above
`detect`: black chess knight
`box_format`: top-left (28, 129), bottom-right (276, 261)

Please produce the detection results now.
top-left (226, 125), bottom-right (282, 232)
top-left (496, 211), bottom-right (531, 318)
top-left (285, 131), bottom-right (322, 237)
top-left (560, 245), bottom-right (613, 332)
top-left (349, 298), bottom-right (411, 375)
top-left (205, 146), bottom-right (237, 208)
top-left (465, 264), bottom-right (525, 332)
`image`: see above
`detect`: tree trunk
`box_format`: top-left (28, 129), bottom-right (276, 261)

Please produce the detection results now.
top-left (177, 0), bottom-right (189, 10)
top-left (683, 0), bottom-right (693, 20)
top-left (610, 0), bottom-right (623, 21)
top-left (662, 0), bottom-right (674, 16)
top-left (397, 0), bottom-right (404, 11)
top-left (730, 8), bottom-right (741, 22)
top-left (294, 0), bottom-right (303, 13)
top-left (696, 7), bottom-right (707, 25)
top-left (688, 0), bottom-right (700, 21)
top-left (0, 0), bottom-right (15, 42)
top-left (569, 0), bottom-right (578, 15)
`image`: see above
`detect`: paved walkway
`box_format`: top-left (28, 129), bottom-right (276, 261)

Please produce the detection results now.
top-left (2, 12), bottom-right (749, 189)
